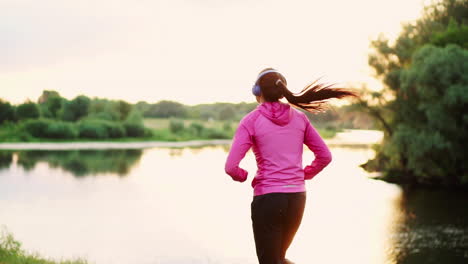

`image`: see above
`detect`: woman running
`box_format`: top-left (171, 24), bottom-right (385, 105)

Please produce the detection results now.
top-left (224, 68), bottom-right (357, 264)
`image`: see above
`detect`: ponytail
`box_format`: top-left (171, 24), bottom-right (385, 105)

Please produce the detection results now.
top-left (255, 68), bottom-right (358, 112)
top-left (276, 79), bottom-right (358, 112)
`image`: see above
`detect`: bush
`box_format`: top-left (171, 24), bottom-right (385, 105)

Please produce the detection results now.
top-left (86, 112), bottom-right (118, 121)
top-left (202, 128), bottom-right (230, 139)
top-left (188, 122), bottom-right (204, 136)
top-left (123, 122), bottom-right (146, 137)
top-left (169, 119), bottom-right (184, 134)
top-left (22, 119), bottom-right (50, 138)
top-left (104, 122), bottom-right (125, 138)
top-left (222, 122), bottom-right (233, 132)
top-left (0, 123), bottom-right (28, 142)
top-left (78, 120), bottom-right (109, 139)
top-left (45, 121), bottom-right (78, 139)
top-left (16, 102), bottom-right (40, 120)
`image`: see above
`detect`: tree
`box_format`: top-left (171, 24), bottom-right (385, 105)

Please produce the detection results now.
top-left (16, 101), bottom-right (40, 120)
top-left (0, 99), bottom-right (15, 124)
top-left (388, 45), bottom-right (467, 185)
top-left (61, 95), bottom-right (91, 122)
top-left (360, 0), bottom-right (468, 187)
top-left (115, 100), bottom-right (132, 121)
top-left (37, 90), bottom-right (60, 104)
top-left (218, 105), bottom-right (236, 120)
top-left (38, 90), bottom-right (63, 118)
top-left (88, 99), bottom-right (119, 121)
top-left (144, 100), bottom-right (187, 118)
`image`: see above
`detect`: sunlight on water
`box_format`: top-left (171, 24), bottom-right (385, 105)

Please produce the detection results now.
top-left (0, 133), bottom-right (467, 264)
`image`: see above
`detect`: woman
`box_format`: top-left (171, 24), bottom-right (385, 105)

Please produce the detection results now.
top-left (224, 68), bottom-right (357, 264)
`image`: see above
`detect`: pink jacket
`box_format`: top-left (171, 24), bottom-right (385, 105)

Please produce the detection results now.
top-left (224, 102), bottom-right (332, 196)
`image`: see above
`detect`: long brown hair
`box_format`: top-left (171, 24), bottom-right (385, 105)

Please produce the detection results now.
top-left (258, 68), bottom-right (358, 112)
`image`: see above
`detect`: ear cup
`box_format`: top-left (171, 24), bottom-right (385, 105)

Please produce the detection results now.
top-left (252, 83), bottom-right (261, 96)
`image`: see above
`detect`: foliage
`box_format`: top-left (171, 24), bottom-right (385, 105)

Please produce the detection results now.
top-left (361, 0), bottom-right (468, 187)
top-left (105, 122), bottom-right (126, 138)
top-left (0, 227), bottom-right (88, 264)
top-left (201, 127), bottom-right (231, 139)
top-left (88, 99), bottom-right (120, 121)
top-left (0, 151), bottom-right (13, 170)
top-left (396, 45), bottom-right (467, 185)
top-left (188, 122), bottom-right (204, 136)
top-left (188, 102), bottom-right (257, 121)
top-left (78, 120), bottom-right (110, 139)
top-left (61, 95), bottom-right (90, 121)
top-left (22, 119), bottom-right (52, 138)
top-left (0, 123), bottom-right (31, 142)
top-left (38, 90), bottom-right (63, 118)
top-left (1, 86), bottom-right (371, 142)
top-left (123, 110), bottom-right (147, 137)
top-left (115, 100), bottom-right (132, 121)
top-left (169, 119), bottom-right (185, 134)
top-left (44, 121), bottom-right (78, 139)
top-left (16, 101), bottom-right (40, 120)
top-left (144, 100), bottom-right (187, 118)
top-left (218, 104), bottom-right (236, 120)
top-left (123, 122), bottom-right (146, 137)
top-left (431, 18), bottom-right (468, 49)
top-left (22, 119), bottom-right (77, 139)
top-left (0, 99), bottom-right (15, 124)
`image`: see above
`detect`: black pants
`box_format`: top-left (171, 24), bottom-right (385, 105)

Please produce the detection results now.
top-left (251, 192), bottom-right (306, 264)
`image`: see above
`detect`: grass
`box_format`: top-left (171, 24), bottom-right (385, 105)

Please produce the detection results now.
top-left (143, 118), bottom-right (236, 130)
top-left (316, 127), bottom-right (341, 139)
top-left (0, 227), bottom-right (88, 264)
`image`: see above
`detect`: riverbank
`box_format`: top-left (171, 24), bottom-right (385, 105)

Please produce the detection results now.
top-left (0, 130), bottom-right (383, 150)
top-left (0, 119), bottom-right (340, 144)
top-left (0, 228), bottom-right (88, 264)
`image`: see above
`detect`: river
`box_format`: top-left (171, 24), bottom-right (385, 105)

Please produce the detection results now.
top-left (0, 130), bottom-right (466, 264)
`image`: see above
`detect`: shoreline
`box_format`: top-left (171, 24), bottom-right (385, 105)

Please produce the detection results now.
top-left (0, 129), bottom-right (383, 150)
top-left (0, 139), bottom-right (233, 150)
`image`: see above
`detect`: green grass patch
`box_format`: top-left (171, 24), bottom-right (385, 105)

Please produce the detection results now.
top-left (316, 127), bottom-right (341, 139)
top-left (143, 118), bottom-right (237, 130)
top-left (0, 227), bottom-right (88, 264)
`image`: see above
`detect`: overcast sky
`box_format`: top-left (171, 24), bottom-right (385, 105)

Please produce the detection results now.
top-left (1, 0), bottom-right (426, 105)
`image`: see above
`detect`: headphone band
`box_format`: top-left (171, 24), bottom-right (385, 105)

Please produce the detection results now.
top-left (252, 69), bottom-right (282, 96)
top-left (255, 69), bottom-right (280, 81)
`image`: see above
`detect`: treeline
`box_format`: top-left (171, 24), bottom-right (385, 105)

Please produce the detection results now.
top-left (135, 100), bottom-right (258, 121)
top-left (0, 89), bottom-right (375, 142)
top-left (0, 91), bottom-right (150, 141)
top-left (359, 0), bottom-right (468, 187)
top-left (0, 92), bottom-right (254, 141)
top-left (135, 100), bottom-right (375, 130)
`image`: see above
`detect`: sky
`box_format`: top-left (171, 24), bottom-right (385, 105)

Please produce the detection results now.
top-left (1, 0), bottom-right (427, 105)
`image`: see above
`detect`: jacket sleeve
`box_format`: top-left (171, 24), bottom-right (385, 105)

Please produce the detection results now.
top-left (224, 123), bottom-right (252, 182)
top-left (303, 115), bottom-right (332, 180)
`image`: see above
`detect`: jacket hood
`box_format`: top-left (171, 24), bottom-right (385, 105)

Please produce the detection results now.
top-left (258, 102), bottom-right (292, 126)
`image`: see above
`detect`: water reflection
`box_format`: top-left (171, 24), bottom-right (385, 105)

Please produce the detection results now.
top-left (0, 142), bottom-right (467, 264)
top-left (0, 151), bottom-right (13, 170)
top-left (1, 150), bottom-right (143, 177)
top-left (391, 187), bottom-right (468, 263)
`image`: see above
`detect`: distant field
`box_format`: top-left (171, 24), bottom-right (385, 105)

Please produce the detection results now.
top-left (143, 118), bottom-right (238, 130)
top-left (144, 118), bottom-right (339, 139)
